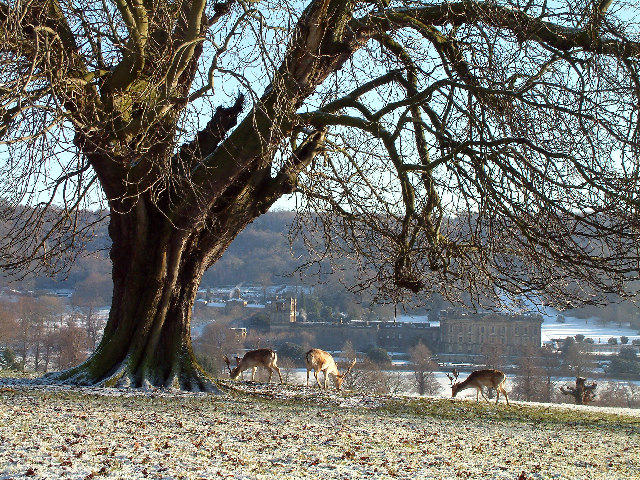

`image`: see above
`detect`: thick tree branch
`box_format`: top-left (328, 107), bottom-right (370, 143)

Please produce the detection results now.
top-left (107, 0), bottom-right (149, 91)
top-left (353, 2), bottom-right (640, 59)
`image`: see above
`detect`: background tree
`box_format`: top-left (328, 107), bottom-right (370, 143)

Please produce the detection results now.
top-left (0, 301), bottom-right (18, 349)
top-left (71, 272), bottom-right (112, 349)
top-left (1, 0), bottom-right (640, 389)
top-left (338, 340), bottom-right (359, 391)
top-left (594, 381), bottom-right (640, 408)
top-left (560, 377), bottom-right (597, 405)
top-left (0, 301), bottom-right (19, 369)
top-left (366, 347), bottom-right (392, 367)
top-left (562, 341), bottom-right (595, 378)
top-left (408, 342), bottom-right (440, 396)
top-left (512, 345), bottom-right (547, 402)
top-left (607, 346), bottom-right (640, 378)
top-left (480, 343), bottom-right (505, 371)
top-left (193, 319), bottom-right (243, 378)
top-left (348, 359), bottom-right (409, 395)
top-left (537, 345), bottom-right (561, 403)
top-left (53, 317), bottom-right (90, 370)
top-left (276, 342), bottom-right (307, 368)
top-left (15, 296), bottom-right (64, 371)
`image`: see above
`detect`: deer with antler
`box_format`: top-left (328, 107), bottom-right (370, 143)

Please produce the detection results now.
top-left (447, 369), bottom-right (510, 405)
top-left (305, 348), bottom-right (356, 391)
top-left (223, 348), bottom-right (283, 384)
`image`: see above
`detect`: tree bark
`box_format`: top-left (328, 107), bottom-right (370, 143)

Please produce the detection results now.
top-left (50, 203), bottom-right (203, 389)
top-left (560, 377), bottom-right (597, 405)
top-left (47, 203), bottom-right (208, 389)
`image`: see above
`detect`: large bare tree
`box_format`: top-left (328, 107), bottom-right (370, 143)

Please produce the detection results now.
top-left (1, 0), bottom-right (639, 389)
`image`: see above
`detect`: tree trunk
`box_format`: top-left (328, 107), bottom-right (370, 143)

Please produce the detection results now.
top-left (48, 198), bottom-right (236, 390)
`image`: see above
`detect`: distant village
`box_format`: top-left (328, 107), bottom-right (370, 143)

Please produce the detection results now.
top-left (193, 284), bottom-right (640, 364)
top-left (1, 282), bottom-right (638, 374)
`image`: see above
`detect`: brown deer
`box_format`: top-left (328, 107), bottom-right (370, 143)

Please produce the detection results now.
top-left (305, 348), bottom-right (356, 391)
top-left (447, 369), bottom-right (510, 405)
top-left (223, 348), bottom-right (283, 384)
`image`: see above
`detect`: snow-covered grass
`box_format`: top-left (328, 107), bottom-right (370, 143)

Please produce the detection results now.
top-left (0, 379), bottom-right (638, 479)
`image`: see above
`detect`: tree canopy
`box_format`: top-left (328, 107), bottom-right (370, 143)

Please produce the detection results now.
top-left (1, 0), bottom-right (640, 388)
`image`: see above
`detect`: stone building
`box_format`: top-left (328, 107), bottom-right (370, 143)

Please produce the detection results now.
top-left (270, 320), bottom-right (380, 351)
top-left (268, 297), bottom-right (297, 324)
top-left (377, 322), bottom-right (440, 352)
top-left (439, 311), bottom-right (543, 362)
top-left (199, 296), bottom-right (296, 324)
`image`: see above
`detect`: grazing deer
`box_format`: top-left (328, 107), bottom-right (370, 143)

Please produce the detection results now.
top-left (447, 369), bottom-right (510, 405)
top-left (305, 348), bottom-right (356, 391)
top-left (223, 348), bottom-right (283, 384)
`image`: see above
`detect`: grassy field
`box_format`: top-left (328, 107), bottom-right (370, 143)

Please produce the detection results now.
top-left (0, 380), bottom-right (638, 479)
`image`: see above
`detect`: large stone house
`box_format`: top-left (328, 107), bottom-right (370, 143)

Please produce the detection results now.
top-left (439, 311), bottom-right (543, 362)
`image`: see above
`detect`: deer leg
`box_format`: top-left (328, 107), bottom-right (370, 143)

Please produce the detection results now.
top-left (267, 367), bottom-right (273, 383)
top-left (251, 367), bottom-right (257, 382)
top-left (324, 371), bottom-right (330, 389)
top-left (273, 365), bottom-right (283, 384)
top-left (480, 387), bottom-right (490, 402)
top-left (306, 369), bottom-right (311, 387)
top-left (499, 385), bottom-right (509, 405)
top-left (314, 371), bottom-right (322, 388)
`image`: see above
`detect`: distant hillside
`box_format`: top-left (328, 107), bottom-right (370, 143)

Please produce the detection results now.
top-left (202, 211), bottom-right (307, 287)
top-left (0, 211), bottom-right (312, 291)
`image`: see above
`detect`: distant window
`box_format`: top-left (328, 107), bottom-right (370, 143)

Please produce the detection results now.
top-left (515, 327), bottom-right (519, 334)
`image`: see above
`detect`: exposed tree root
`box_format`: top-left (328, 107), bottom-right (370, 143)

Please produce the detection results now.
top-left (44, 357), bottom-right (222, 393)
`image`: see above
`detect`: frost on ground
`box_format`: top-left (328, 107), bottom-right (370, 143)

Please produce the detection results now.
top-left (0, 380), bottom-right (638, 480)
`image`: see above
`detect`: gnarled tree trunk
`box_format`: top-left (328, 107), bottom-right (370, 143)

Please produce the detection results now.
top-left (50, 192), bottom-right (267, 390)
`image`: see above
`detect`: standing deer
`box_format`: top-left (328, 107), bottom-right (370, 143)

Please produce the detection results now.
top-left (224, 348), bottom-right (283, 384)
top-left (447, 369), bottom-right (510, 405)
top-left (305, 348), bottom-right (356, 391)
